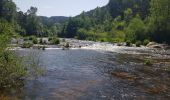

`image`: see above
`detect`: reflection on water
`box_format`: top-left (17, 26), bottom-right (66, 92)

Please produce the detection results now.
top-left (0, 48), bottom-right (170, 100)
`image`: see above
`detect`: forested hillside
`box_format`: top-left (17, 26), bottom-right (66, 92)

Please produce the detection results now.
top-left (0, 0), bottom-right (170, 44)
top-left (61, 0), bottom-right (170, 45)
top-left (0, 0), bottom-right (68, 37)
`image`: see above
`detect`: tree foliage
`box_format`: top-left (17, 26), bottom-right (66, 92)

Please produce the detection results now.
top-left (61, 0), bottom-right (169, 44)
top-left (149, 0), bottom-right (170, 44)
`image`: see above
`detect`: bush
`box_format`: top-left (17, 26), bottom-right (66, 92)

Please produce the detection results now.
top-left (0, 20), bottom-right (43, 88)
top-left (65, 42), bottom-right (70, 48)
top-left (0, 51), bottom-right (27, 87)
top-left (144, 59), bottom-right (152, 66)
top-left (126, 40), bottom-right (131, 46)
top-left (22, 42), bottom-right (33, 48)
top-left (52, 37), bottom-right (60, 45)
top-left (136, 41), bottom-right (142, 47)
top-left (99, 38), bottom-right (107, 42)
top-left (143, 39), bottom-right (150, 46)
top-left (0, 20), bottom-right (28, 87)
top-left (33, 38), bottom-right (38, 44)
top-left (39, 38), bottom-right (43, 44)
top-left (24, 37), bottom-right (29, 41)
top-left (28, 36), bottom-right (35, 40)
top-left (48, 37), bottom-right (52, 41)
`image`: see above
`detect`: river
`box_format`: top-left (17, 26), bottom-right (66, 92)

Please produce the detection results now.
top-left (0, 44), bottom-right (170, 100)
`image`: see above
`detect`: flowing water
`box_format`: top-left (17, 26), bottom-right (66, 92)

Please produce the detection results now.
top-left (1, 46), bottom-right (170, 100)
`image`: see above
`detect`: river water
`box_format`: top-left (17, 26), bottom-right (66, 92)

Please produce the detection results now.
top-left (1, 46), bottom-right (170, 100)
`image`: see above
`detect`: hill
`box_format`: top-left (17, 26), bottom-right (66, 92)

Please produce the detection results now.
top-left (61, 0), bottom-right (170, 45)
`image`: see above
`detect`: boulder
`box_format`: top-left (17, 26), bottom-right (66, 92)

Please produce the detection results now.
top-left (147, 42), bottom-right (169, 49)
top-left (147, 42), bottom-right (161, 48)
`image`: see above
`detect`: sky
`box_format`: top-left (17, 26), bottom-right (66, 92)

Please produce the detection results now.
top-left (13, 0), bottom-right (109, 17)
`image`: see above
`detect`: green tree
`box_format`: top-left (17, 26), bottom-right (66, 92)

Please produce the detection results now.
top-left (25, 7), bottom-right (44, 36)
top-left (149, 0), bottom-right (170, 44)
top-left (0, 0), bottom-right (17, 23)
top-left (125, 15), bottom-right (146, 43)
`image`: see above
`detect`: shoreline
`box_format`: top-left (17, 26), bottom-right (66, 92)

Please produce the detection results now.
top-left (9, 38), bottom-right (170, 56)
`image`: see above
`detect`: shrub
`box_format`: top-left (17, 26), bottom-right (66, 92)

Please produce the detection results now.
top-left (48, 37), bottom-right (52, 41)
top-left (24, 37), bottom-right (29, 41)
top-left (0, 20), bottom-right (43, 88)
top-left (144, 59), bottom-right (152, 66)
top-left (143, 39), bottom-right (150, 46)
top-left (39, 38), bottom-right (43, 44)
top-left (22, 42), bottom-right (33, 48)
top-left (136, 41), bottom-right (142, 47)
top-left (0, 20), bottom-right (28, 87)
top-left (99, 38), bottom-right (107, 42)
top-left (65, 42), bottom-right (70, 48)
top-left (0, 51), bottom-right (27, 87)
top-left (126, 40), bottom-right (131, 46)
top-left (52, 37), bottom-right (60, 45)
top-left (29, 36), bottom-right (36, 40)
top-left (86, 37), bottom-right (94, 41)
top-left (32, 38), bottom-right (38, 44)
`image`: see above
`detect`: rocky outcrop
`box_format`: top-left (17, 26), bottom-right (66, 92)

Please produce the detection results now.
top-left (147, 42), bottom-right (170, 49)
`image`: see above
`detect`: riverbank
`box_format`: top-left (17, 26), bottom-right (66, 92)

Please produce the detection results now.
top-left (10, 38), bottom-right (170, 55)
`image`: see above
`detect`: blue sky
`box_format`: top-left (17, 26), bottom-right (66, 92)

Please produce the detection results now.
top-left (13, 0), bottom-right (109, 17)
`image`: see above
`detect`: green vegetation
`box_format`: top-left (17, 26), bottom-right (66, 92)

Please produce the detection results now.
top-left (32, 38), bottom-right (38, 44)
top-left (59, 0), bottom-right (170, 45)
top-left (0, 20), bottom-right (24, 88)
top-left (143, 39), bottom-right (150, 46)
top-left (135, 41), bottom-right (142, 47)
top-left (0, 51), bottom-right (26, 87)
top-left (144, 59), bottom-right (153, 66)
top-left (0, 19), bottom-right (26, 87)
top-left (0, 2), bottom-right (43, 87)
top-left (126, 40), bottom-right (131, 47)
top-left (39, 38), bottom-right (43, 44)
top-left (22, 42), bottom-right (33, 48)
top-left (52, 37), bottom-right (60, 44)
top-left (1, 0), bottom-right (169, 45)
top-left (65, 42), bottom-right (70, 48)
